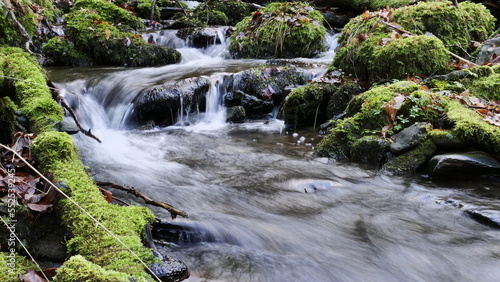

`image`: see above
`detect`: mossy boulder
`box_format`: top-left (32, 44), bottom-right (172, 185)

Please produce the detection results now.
top-left (332, 1), bottom-right (495, 81)
top-left (64, 7), bottom-right (181, 66)
top-left (0, 97), bottom-right (17, 144)
top-left (229, 2), bottom-right (327, 59)
top-left (32, 132), bottom-right (159, 281)
top-left (316, 81), bottom-right (446, 160)
top-left (0, 47), bottom-right (63, 133)
top-left (280, 82), bottom-right (339, 128)
top-left (41, 36), bottom-right (93, 66)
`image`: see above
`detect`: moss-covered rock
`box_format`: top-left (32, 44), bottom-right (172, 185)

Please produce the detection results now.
top-left (447, 100), bottom-right (500, 152)
top-left (64, 7), bottom-right (181, 66)
top-left (32, 132), bottom-right (158, 281)
top-left (281, 82), bottom-right (338, 128)
top-left (392, 1), bottom-right (494, 55)
top-left (41, 36), bottom-right (93, 66)
top-left (316, 81), bottom-right (446, 160)
top-left (0, 47), bottom-right (63, 133)
top-left (332, 1), bottom-right (495, 81)
top-left (53, 255), bottom-right (131, 281)
top-left (72, 0), bottom-right (145, 30)
top-left (0, 97), bottom-right (17, 144)
top-left (383, 138), bottom-right (437, 175)
top-left (229, 2), bottom-right (327, 59)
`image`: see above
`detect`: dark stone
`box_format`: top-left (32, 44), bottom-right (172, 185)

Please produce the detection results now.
top-left (466, 209), bottom-right (500, 229)
top-left (390, 122), bottom-right (432, 154)
top-left (222, 66), bottom-right (306, 109)
top-left (133, 77), bottom-right (210, 127)
top-left (177, 27), bottom-right (230, 48)
top-left (383, 139), bottom-right (437, 175)
top-left (149, 253), bottom-right (190, 282)
top-left (430, 131), bottom-right (469, 149)
top-left (56, 121), bottom-right (80, 134)
top-left (226, 106), bottom-right (246, 123)
top-left (327, 82), bottom-right (363, 118)
top-left (350, 136), bottom-right (390, 166)
top-left (475, 37), bottom-right (500, 65)
top-left (427, 151), bottom-right (500, 177)
top-left (241, 92), bottom-right (274, 117)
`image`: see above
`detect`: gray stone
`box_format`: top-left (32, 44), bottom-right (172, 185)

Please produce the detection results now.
top-left (475, 37), bottom-right (500, 65)
top-left (427, 151), bottom-right (500, 177)
top-left (56, 121), bottom-right (80, 134)
top-left (226, 106), bottom-right (246, 123)
top-left (430, 130), bottom-right (469, 149)
top-left (384, 139), bottom-right (437, 175)
top-left (390, 122), bottom-right (432, 154)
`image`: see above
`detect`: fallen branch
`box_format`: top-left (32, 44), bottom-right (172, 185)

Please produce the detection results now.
top-left (59, 98), bottom-right (102, 143)
top-left (95, 181), bottom-right (188, 219)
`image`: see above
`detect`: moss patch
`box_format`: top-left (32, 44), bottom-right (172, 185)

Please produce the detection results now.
top-left (0, 47), bottom-right (63, 132)
top-left (447, 100), bottom-right (500, 152)
top-left (31, 132), bottom-right (157, 281)
top-left (229, 2), bottom-right (327, 59)
top-left (0, 252), bottom-right (37, 282)
top-left (332, 1), bottom-right (495, 81)
top-left (53, 255), bottom-right (131, 281)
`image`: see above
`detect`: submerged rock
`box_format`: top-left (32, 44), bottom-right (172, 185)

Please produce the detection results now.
top-left (427, 151), bottom-right (500, 177)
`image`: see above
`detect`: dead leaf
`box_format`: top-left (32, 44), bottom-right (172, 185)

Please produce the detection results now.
top-left (99, 187), bottom-right (113, 203)
top-left (262, 85), bottom-right (275, 100)
top-left (381, 124), bottom-right (394, 138)
top-left (104, 28), bottom-right (111, 40)
top-left (384, 94), bottom-right (407, 122)
top-left (21, 271), bottom-right (47, 282)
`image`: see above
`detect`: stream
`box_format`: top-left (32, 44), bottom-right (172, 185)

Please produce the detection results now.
top-left (47, 30), bottom-right (500, 281)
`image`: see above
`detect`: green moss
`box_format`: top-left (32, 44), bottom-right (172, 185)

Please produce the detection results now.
top-left (332, 1), bottom-right (495, 81)
top-left (371, 35), bottom-right (449, 80)
top-left (468, 73), bottom-right (500, 101)
top-left (73, 0), bottom-right (144, 30)
top-left (0, 47), bottom-right (63, 132)
top-left (447, 100), bottom-right (500, 152)
top-left (32, 132), bottom-right (157, 281)
top-left (229, 2), bottom-right (327, 59)
top-left (64, 9), bottom-right (181, 66)
top-left (0, 97), bottom-right (17, 144)
top-left (212, 0), bottom-right (250, 26)
top-left (382, 139), bottom-right (437, 174)
top-left (42, 36), bottom-right (93, 66)
top-left (0, 252), bottom-right (37, 282)
top-left (53, 255), bottom-right (130, 281)
top-left (194, 9), bottom-right (229, 25)
top-left (392, 1), bottom-right (495, 55)
top-left (316, 81), bottom-right (447, 160)
top-left (0, 0), bottom-right (38, 48)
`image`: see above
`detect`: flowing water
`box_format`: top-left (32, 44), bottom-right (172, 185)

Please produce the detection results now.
top-left (47, 31), bottom-right (500, 282)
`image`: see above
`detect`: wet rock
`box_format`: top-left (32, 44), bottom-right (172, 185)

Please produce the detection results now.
top-left (177, 27), bottom-right (230, 48)
top-left (427, 151), bottom-right (500, 177)
top-left (133, 77), bottom-right (210, 127)
top-left (390, 122), bottom-right (432, 154)
top-left (223, 66), bottom-right (306, 109)
top-left (437, 196), bottom-right (500, 229)
top-left (383, 139), bottom-right (437, 175)
top-left (55, 121), bottom-right (79, 134)
top-left (321, 9), bottom-right (357, 28)
top-left (350, 136), bottom-right (390, 166)
top-left (241, 92), bottom-right (274, 117)
top-left (466, 209), bottom-right (500, 229)
top-left (475, 36), bottom-right (500, 65)
top-left (149, 257), bottom-right (190, 282)
top-left (428, 130), bottom-right (469, 149)
top-left (226, 106), bottom-right (246, 123)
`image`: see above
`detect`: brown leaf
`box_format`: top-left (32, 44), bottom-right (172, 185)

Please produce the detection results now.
top-left (99, 187), bottom-right (113, 203)
top-left (381, 124), bottom-right (394, 138)
top-left (26, 203), bottom-right (53, 212)
top-left (262, 85), bottom-right (275, 100)
top-left (358, 33), bottom-right (369, 42)
top-left (384, 94), bottom-right (407, 122)
top-left (104, 28), bottom-right (111, 40)
top-left (22, 271), bottom-right (47, 282)
top-left (362, 10), bottom-right (371, 21)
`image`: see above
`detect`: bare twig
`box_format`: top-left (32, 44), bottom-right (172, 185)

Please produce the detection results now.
top-left (59, 98), bottom-right (102, 143)
top-left (95, 181), bottom-right (188, 219)
top-left (0, 143), bottom-right (161, 282)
